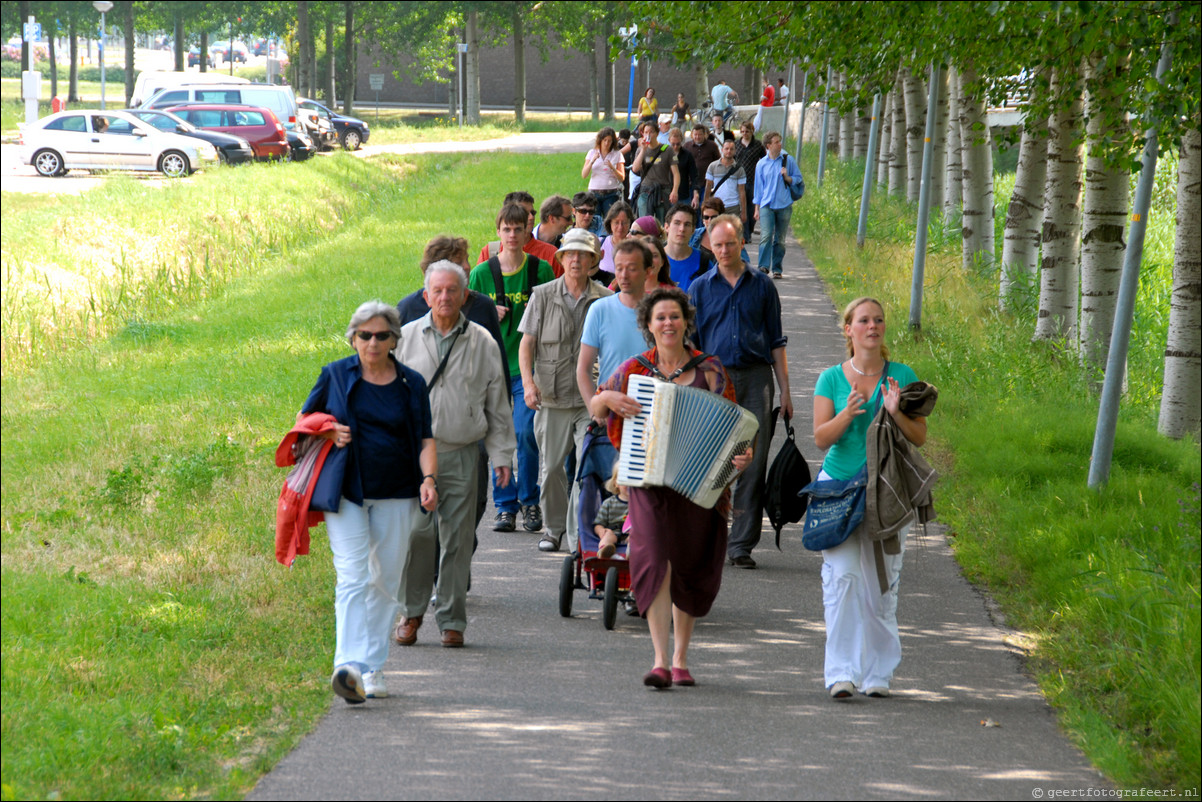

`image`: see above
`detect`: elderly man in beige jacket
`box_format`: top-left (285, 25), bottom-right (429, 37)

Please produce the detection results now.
top-left (394, 260), bottom-right (515, 648)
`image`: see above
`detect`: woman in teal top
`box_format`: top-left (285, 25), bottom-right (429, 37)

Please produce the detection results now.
top-left (812, 297), bottom-right (928, 701)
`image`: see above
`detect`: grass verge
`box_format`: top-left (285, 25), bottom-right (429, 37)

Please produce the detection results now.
top-left (1, 149), bottom-right (583, 800)
top-left (793, 148), bottom-right (1201, 791)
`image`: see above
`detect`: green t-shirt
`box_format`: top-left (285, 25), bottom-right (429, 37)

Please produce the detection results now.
top-left (814, 361), bottom-right (919, 480)
top-left (468, 254), bottom-right (555, 377)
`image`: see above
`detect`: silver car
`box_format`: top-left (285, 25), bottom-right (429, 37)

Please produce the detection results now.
top-left (19, 110), bottom-right (219, 178)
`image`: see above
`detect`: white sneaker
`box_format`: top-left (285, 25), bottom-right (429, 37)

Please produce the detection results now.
top-left (331, 664), bottom-right (366, 704)
top-left (863, 686), bottom-right (890, 698)
top-left (363, 670), bottom-right (388, 698)
top-left (830, 680), bottom-right (856, 700)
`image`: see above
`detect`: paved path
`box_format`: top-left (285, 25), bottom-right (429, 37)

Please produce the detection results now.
top-left (249, 230), bottom-right (1106, 800)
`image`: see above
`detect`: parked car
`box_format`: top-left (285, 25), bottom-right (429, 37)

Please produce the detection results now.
top-left (145, 83), bottom-right (299, 131)
top-left (187, 45), bottom-right (215, 69)
top-left (18, 110), bottom-right (218, 177)
top-left (298, 98), bottom-right (370, 151)
top-left (124, 108), bottom-right (255, 165)
top-left (287, 128), bottom-right (317, 161)
top-left (209, 40), bottom-right (249, 64)
top-left (165, 104), bottom-right (290, 161)
top-left (295, 99), bottom-right (339, 150)
top-left (131, 71), bottom-right (250, 109)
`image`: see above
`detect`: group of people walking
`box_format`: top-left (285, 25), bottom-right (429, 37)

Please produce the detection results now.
top-left (279, 108), bottom-right (930, 703)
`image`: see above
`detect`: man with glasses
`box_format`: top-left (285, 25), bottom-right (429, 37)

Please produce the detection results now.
top-left (570, 192), bottom-right (606, 240)
top-left (534, 195), bottom-right (573, 250)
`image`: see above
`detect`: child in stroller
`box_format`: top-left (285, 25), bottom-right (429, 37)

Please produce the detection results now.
top-left (594, 463), bottom-right (629, 560)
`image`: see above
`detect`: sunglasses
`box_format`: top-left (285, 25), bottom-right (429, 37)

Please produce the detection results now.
top-left (355, 330), bottom-right (394, 342)
top-left (702, 214), bottom-right (719, 222)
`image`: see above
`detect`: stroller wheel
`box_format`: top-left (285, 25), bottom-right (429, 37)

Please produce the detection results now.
top-left (558, 554), bottom-right (575, 617)
top-left (603, 566), bottom-right (620, 631)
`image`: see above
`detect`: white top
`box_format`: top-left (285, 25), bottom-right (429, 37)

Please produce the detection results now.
top-left (586, 148), bottom-right (624, 192)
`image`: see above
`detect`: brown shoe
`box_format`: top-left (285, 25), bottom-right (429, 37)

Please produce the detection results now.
top-left (394, 615), bottom-right (422, 646)
top-left (440, 629), bottom-right (465, 648)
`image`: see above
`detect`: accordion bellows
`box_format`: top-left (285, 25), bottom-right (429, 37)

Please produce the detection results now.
top-left (618, 374), bottom-right (760, 509)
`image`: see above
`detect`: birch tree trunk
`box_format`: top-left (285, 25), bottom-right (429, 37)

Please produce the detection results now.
top-left (695, 65), bottom-right (708, 120)
top-left (889, 70), bottom-right (908, 196)
top-left (928, 65), bottom-right (948, 214)
top-left (1158, 126), bottom-right (1202, 438)
top-left (840, 77), bottom-right (855, 160)
top-left (512, 6), bottom-right (526, 124)
top-left (465, 11), bottom-right (480, 125)
top-left (959, 65), bottom-right (994, 271)
top-left (877, 90), bottom-right (893, 186)
top-left (1034, 68), bottom-right (1083, 341)
top-left (1000, 124), bottom-right (1048, 310)
top-left (588, 34), bottom-right (599, 121)
top-left (1078, 55), bottom-right (1130, 374)
top-left (827, 73), bottom-right (841, 157)
top-left (903, 66), bottom-right (926, 202)
top-left (943, 66), bottom-right (962, 226)
top-left (854, 102), bottom-right (871, 159)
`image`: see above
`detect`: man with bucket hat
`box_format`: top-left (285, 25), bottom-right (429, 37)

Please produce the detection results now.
top-left (518, 229), bottom-right (614, 552)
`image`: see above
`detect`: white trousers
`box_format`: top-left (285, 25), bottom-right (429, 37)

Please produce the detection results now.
top-left (324, 496), bottom-right (419, 672)
top-left (819, 471), bottom-right (907, 690)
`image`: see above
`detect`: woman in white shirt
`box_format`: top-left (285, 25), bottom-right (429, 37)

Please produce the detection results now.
top-left (583, 127), bottom-right (626, 218)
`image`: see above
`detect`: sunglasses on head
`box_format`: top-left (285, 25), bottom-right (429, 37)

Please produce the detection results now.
top-left (355, 330), bottom-right (394, 342)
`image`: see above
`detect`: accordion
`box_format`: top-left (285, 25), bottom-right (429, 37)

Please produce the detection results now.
top-left (617, 373), bottom-right (760, 509)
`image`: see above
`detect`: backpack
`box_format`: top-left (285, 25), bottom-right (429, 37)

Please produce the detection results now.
top-left (763, 406), bottom-right (813, 548)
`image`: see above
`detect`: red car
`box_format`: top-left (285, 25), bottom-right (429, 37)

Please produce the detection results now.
top-left (164, 103), bottom-right (289, 161)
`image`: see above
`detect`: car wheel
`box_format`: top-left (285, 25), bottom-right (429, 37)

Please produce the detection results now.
top-left (159, 151), bottom-right (191, 178)
top-left (341, 129), bottom-right (362, 151)
top-left (33, 149), bottom-right (65, 177)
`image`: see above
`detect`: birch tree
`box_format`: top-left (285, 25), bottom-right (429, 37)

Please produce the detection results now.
top-left (959, 65), bottom-right (994, 270)
top-left (1158, 127), bottom-right (1202, 438)
top-left (999, 124), bottom-right (1048, 310)
top-left (1034, 67), bottom-right (1083, 341)
top-left (903, 66), bottom-right (926, 202)
top-left (943, 65), bottom-right (962, 226)
top-left (889, 69), bottom-right (908, 196)
top-left (1078, 54), bottom-right (1131, 372)
top-left (928, 66), bottom-right (948, 215)
top-left (877, 89), bottom-right (893, 186)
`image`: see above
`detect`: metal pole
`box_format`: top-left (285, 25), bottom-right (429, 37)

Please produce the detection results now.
top-left (817, 64), bottom-right (832, 186)
top-left (98, 11), bottom-right (106, 109)
top-left (856, 93), bottom-right (882, 249)
top-left (909, 64), bottom-right (942, 329)
top-left (626, 54), bottom-right (637, 129)
top-left (1088, 36), bottom-right (1173, 489)
top-left (457, 46), bottom-right (464, 128)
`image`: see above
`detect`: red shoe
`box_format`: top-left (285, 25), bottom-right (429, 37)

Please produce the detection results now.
top-left (643, 667), bottom-right (672, 689)
top-left (671, 667), bottom-right (695, 686)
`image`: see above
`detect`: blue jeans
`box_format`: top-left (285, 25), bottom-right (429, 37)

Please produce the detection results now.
top-left (493, 374), bottom-right (540, 512)
top-left (758, 205), bottom-right (793, 275)
top-left (593, 189), bottom-right (622, 219)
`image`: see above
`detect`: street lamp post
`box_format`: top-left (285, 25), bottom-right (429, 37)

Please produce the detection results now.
top-left (93, 1), bottom-right (113, 110)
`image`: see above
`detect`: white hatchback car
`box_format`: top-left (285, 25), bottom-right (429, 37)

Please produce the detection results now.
top-left (19, 110), bottom-right (219, 178)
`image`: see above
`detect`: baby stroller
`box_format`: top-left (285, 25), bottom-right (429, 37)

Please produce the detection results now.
top-left (558, 422), bottom-right (634, 630)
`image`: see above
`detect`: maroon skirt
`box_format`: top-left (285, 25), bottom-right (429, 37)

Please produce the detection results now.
top-left (627, 485), bottom-right (727, 618)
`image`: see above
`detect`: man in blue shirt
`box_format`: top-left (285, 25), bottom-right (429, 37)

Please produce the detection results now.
top-left (689, 215), bottom-right (793, 569)
top-left (753, 131), bottom-right (805, 279)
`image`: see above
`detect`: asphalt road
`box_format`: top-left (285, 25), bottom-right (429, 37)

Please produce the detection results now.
top-left (248, 231), bottom-right (1106, 801)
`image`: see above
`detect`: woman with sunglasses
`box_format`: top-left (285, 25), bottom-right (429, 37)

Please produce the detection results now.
top-left (299, 300), bottom-right (438, 704)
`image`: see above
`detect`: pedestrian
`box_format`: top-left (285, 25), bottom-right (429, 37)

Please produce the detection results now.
top-left (638, 87), bottom-right (658, 126)
top-left (689, 215), bottom-right (792, 569)
top-left (754, 79), bottom-right (776, 132)
top-left (670, 92), bottom-right (691, 126)
top-left (583, 127), bottom-right (626, 219)
top-left (590, 286), bottom-right (751, 688)
top-left (394, 263), bottom-right (515, 650)
top-left (812, 297), bottom-right (928, 699)
top-left (753, 131), bottom-right (804, 279)
top-left (299, 301), bottom-right (438, 703)
top-left (631, 124), bottom-right (680, 223)
top-left (734, 122), bottom-right (766, 239)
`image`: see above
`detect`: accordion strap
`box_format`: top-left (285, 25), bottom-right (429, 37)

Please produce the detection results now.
top-left (636, 351), bottom-right (711, 382)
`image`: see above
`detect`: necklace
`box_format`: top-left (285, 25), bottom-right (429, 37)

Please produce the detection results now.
top-left (848, 358), bottom-right (882, 377)
top-left (653, 350), bottom-right (694, 381)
